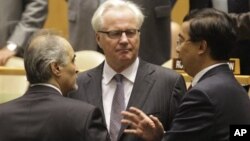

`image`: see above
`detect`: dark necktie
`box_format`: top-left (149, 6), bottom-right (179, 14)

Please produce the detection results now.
top-left (110, 74), bottom-right (125, 141)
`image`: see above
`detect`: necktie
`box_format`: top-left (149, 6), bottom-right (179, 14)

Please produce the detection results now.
top-left (110, 74), bottom-right (125, 141)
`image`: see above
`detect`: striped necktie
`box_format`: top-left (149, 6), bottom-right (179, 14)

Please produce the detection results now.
top-left (110, 74), bottom-right (125, 141)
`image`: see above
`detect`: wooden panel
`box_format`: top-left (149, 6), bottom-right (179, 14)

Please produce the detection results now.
top-left (44, 0), bottom-right (68, 38)
top-left (171, 0), bottom-right (189, 25)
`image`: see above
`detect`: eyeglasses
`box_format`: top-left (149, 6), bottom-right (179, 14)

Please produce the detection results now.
top-left (98, 29), bottom-right (140, 39)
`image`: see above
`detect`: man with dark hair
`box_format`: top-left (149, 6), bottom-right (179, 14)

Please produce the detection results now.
top-left (0, 30), bottom-right (110, 141)
top-left (121, 8), bottom-right (250, 141)
top-left (189, 0), bottom-right (250, 82)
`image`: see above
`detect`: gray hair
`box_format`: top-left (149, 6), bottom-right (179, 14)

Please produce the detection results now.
top-left (24, 30), bottom-right (69, 84)
top-left (91, 0), bottom-right (145, 31)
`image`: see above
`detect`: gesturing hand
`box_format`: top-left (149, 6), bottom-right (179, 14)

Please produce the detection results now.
top-left (121, 107), bottom-right (164, 141)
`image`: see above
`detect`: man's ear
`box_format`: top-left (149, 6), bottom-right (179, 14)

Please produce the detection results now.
top-left (50, 62), bottom-right (61, 77)
top-left (198, 40), bottom-right (208, 55)
top-left (96, 33), bottom-right (103, 49)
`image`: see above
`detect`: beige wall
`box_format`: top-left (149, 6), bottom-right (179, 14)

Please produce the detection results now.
top-left (44, 0), bottom-right (189, 37)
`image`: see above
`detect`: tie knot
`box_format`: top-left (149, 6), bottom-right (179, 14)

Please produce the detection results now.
top-left (114, 74), bottom-right (123, 82)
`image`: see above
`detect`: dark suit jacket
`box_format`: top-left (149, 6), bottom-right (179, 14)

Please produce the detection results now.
top-left (69, 59), bottom-right (187, 141)
top-left (0, 0), bottom-right (48, 56)
top-left (0, 85), bottom-right (109, 141)
top-left (68, 0), bottom-right (172, 65)
top-left (165, 65), bottom-right (250, 141)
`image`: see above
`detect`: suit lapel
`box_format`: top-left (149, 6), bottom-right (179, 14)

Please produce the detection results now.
top-left (127, 60), bottom-right (156, 109)
top-left (84, 64), bottom-right (105, 116)
top-left (118, 60), bottom-right (156, 139)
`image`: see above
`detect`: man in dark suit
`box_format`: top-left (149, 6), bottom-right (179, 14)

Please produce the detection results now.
top-left (0, 30), bottom-right (110, 141)
top-left (121, 8), bottom-right (250, 141)
top-left (0, 0), bottom-right (48, 65)
top-left (68, 0), bottom-right (175, 65)
top-left (68, 1), bottom-right (186, 141)
top-left (189, 0), bottom-right (250, 76)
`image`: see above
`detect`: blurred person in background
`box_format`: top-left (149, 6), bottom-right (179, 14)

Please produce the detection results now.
top-left (0, 0), bottom-right (48, 65)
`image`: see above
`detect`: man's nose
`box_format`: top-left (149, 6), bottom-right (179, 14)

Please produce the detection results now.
top-left (119, 32), bottom-right (129, 43)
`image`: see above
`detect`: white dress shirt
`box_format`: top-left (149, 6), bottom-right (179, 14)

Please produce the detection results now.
top-left (30, 83), bottom-right (63, 95)
top-left (102, 58), bottom-right (139, 131)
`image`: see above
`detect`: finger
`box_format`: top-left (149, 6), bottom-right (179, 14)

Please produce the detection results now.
top-left (124, 128), bottom-right (143, 137)
top-left (121, 119), bottom-right (138, 129)
top-left (149, 115), bottom-right (164, 131)
top-left (140, 118), bottom-right (155, 128)
top-left (121, 110), bottom-right (141, 124)
top-left (128, 107), bottom-right (149, 120)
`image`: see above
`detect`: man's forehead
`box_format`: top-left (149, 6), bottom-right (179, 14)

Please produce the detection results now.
top-left (180, 22), bottom-right (191, 38)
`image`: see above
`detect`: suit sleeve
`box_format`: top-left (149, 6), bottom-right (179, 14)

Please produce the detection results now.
top-left (167, 74), bottom-right (187, 130)
top-left (165, 89), bottom-right (215, 141)
top-left (8, 0), bottom-right (48, 49)
top-left (84, 107), bottom-right (110, 141)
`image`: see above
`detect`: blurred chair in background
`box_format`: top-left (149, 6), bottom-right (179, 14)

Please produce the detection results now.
top-left (75, 50), bottom-right (105, 71)
top-left (0, 57), bottom-right (28, 103)
top-left (4, 56), bottom-right (24, 67)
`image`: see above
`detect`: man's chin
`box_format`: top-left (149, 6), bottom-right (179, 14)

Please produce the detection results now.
top-left (69, 84), bottom-right (79, 93)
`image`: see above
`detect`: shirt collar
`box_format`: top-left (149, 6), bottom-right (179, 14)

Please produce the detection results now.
top-left (192, 63), bottom-right (227, 87)
top-left (103, 58), bottom-right (139, 84)
top-left (30, 83), bottom-right (63, 95)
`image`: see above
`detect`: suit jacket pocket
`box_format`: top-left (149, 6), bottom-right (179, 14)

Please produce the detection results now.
top-left (154, 5), bottom-right (171, 18)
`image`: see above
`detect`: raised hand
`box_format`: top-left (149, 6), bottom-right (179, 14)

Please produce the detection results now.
top-left (121, 107), bottom-right (164, 141)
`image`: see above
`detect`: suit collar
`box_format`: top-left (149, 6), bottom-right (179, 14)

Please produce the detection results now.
top-left (25, 85), bottom-right (62, 96)
top-left (192, 63), bottom-right (228, 86)
top-left (198, 64), bottom-right (231, 83)
top-left (30, 83), bottom-right (62, 95)
top-left (103, 58), bottom-right (139, 84)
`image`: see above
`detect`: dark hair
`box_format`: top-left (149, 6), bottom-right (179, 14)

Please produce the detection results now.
top-left (183, 8), bottom-right (236, 61)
